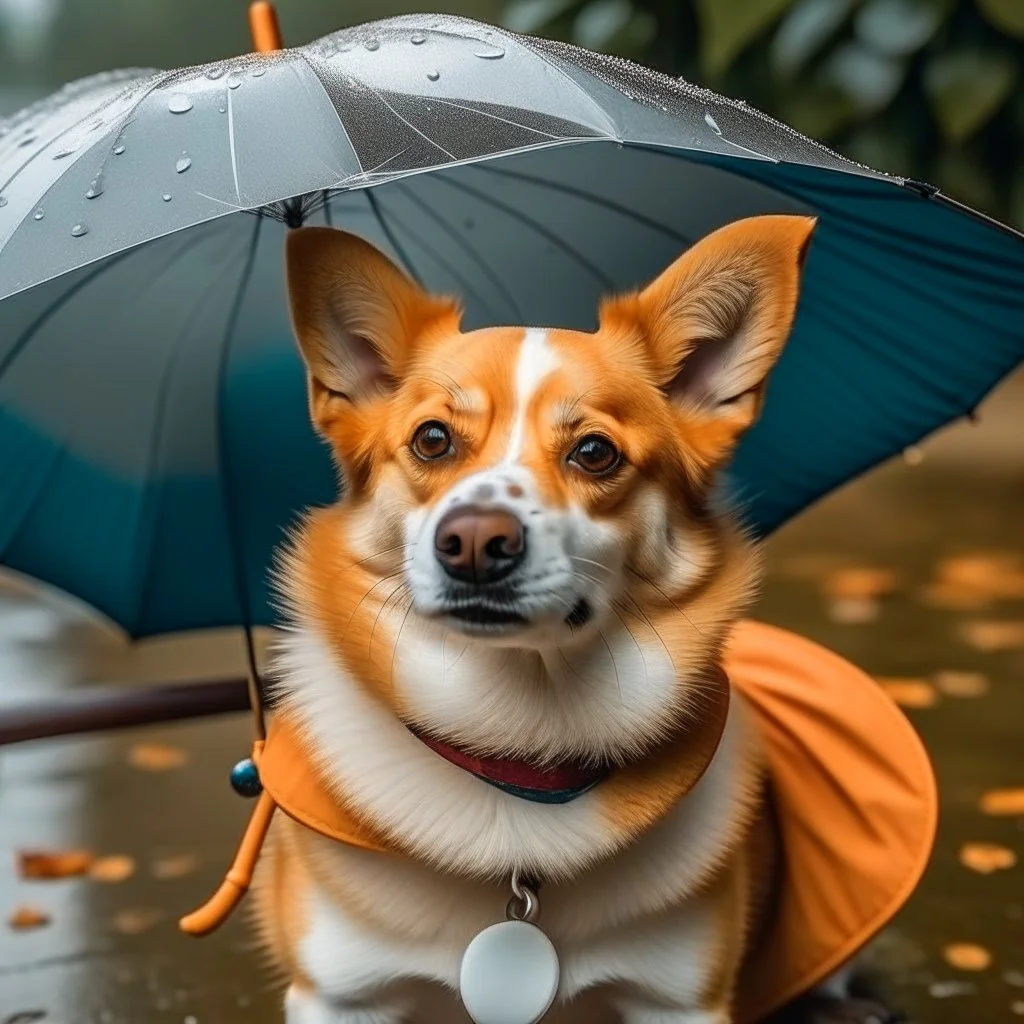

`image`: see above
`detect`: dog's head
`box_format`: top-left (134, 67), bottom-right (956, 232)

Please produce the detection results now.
top-left (284, 215), bottom-right (814, 661)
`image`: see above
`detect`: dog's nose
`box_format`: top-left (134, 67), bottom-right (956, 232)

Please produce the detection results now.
top-left (434, 506), bottom-right (526, 584)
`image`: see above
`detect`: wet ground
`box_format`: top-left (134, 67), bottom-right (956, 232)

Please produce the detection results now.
top-left (1, 371), bottom-right (1022, 1024)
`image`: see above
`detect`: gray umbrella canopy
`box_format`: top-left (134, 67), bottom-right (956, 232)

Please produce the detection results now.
top-left (1, 14), bottom-right (1022, 637)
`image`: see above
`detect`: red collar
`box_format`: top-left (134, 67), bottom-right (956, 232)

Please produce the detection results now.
top-left (411, 729), bottom-right (608, 804)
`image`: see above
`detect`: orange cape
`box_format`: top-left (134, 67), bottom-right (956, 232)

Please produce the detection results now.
top-left (181, 620), bottom-right (937, 1022)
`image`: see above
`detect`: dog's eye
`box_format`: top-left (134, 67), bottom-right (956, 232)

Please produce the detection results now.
top-left (569, 435), bottom-right (621, 476)
top-left (411, 421), bottom-right (453, 461)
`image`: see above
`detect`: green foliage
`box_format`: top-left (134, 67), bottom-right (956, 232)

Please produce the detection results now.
top-left (501, 0), bottom-right (1024, 227)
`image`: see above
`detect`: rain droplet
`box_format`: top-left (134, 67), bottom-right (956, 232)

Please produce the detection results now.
top-left (411, 32), bottom-right (427, 44)
top-left (17, 135), bottom-right (37, 148)
top-left (167, 94), bottom-right (193, 114)
top-left (205, 66), bottom-right (226, 80)
top-left (251, 67), bottom-right (267, 78)
top-left (426, 69), bottom-right (440, 81)
top-left (53, 148), bottom-right (74, 160)
top-left (218, 106), bottom-right (227, 114)
top-left (364, 38), bottom-right (380, 51)
top-left (474, 45), bottom-right (505, 60)
top-left (162, 193), bottom-right (173, 202)
top-left (227, 73), bottom-right (242, 90)
top-left (85, 182), bottom-right (103, 199)
top-left (71, 223), bottom-right (88, 237)
top-left (33, 209), bottom-right (44, 220)
top-left (113, 143), bottom-right (126, 155)
top-left (176, 156), bottom-right (192, 173)
top-left (704, 111), bottom-right (721, 134)
top-left (0, 196), bottom-right (7, 208)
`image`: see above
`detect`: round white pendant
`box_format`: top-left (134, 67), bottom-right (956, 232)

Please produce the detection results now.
top-left (459, 919), bottom-right (560, 1024)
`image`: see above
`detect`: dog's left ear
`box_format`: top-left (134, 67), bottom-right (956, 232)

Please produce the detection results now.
top-left (601, 214), bottom-right (816, 469)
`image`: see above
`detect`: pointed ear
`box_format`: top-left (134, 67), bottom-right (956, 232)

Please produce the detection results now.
top-left (600, 214), bottom-right (816, 469)
top-left (286, 227), bottom-right (460, 433)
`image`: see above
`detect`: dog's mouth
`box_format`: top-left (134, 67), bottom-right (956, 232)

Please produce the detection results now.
top-left (445, 603), bottom-right (529, 629)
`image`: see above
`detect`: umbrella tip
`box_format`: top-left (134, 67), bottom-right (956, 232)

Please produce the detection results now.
top-left (249, 1), bottom-right (283, 53)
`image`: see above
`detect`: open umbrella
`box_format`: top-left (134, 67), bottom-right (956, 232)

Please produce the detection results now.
top-left (1, 4), bottom-right (1023, 739)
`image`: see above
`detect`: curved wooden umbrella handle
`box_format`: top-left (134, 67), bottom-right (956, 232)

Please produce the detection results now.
top-left (179, 789), bottom-right (277, 937)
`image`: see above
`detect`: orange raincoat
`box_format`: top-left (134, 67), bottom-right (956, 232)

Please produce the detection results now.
top-left (181, 620), bottom-right (937, 1022)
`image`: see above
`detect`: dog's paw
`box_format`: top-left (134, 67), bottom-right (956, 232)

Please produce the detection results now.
top-left (772, 995), bottom-right (909, 1024)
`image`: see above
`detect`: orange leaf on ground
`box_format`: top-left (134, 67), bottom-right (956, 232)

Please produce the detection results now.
top-left (959, 620), bottom-right (1024, 652)
top-left (89, 855), bottom-right (136, 883)
top-left (822, 567), bottom-right (899, 600)
top-left (943, 943), bottom-right (992, 971)
top-left (127, 742), bottom-right (188, 772)
top-left (877, 678), bottom-right (939, 709)
top-left (151, 853), bottom-right (199, 880)
top-left (7, 906), bottom-right (51, 930)
top-left (979, 788), bottom-right (1024, 816)
top-left (17, 850), bottom-right (92, 880)
top-left (112, 907), bottom-right (164, 935)
top-left (934, 671), bottom-right (990, 698)
top-left (959, 842), bottom-right (1017, 874)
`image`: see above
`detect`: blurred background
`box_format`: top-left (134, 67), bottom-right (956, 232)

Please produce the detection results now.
top-left (2, 0), bottom-right (1024, 226)
top-left (1, 2), bottom-right (1022, 1024)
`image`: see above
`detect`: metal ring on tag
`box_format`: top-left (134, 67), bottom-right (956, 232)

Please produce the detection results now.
top-left (506, 874), bottom-right (540, 924)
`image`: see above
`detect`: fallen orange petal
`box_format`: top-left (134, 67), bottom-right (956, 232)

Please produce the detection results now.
top-left (151, 853), bottom-right (199, 880)
top-left (7, 905), bottom-right (51, 930)
top-left (959, 842), bottom-right (1017, 874)
top-left (877, 678), bottom-right (940, 709)
top-left (822, 567), bottom-right (899, 600)
top-left (943, 943), bottom-right (992, 971)
top-left (959, 621), bottom-right (1024, 652)
top-left (89, 855), bottom-right (136, 884)
top-left (17, 850), bottom-right (93, 880)
top-left (127, 742), bottom-right (188, 772)
top-left (934, 671), bottom-right (990, 698)
top-left (979, 788), bottom-right (1024, 816)
top-left (112, 907), bottom-right (165, 935)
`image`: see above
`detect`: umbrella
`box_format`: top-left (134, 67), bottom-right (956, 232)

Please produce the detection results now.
top-left (2, 4), bottom-right (1023, 655)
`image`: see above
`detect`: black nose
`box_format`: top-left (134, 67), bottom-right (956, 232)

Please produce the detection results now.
top-left (434, 506), bottom-right (526, 584)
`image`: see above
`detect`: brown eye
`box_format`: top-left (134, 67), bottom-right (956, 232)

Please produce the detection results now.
top-left (411, 421), bottom-right (453, 461)
top-left (569, 435), bottom-right (621, 476)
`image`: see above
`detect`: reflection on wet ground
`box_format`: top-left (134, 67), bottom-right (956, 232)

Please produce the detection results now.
top-left (1, 372), bottom-right (1022, 1024)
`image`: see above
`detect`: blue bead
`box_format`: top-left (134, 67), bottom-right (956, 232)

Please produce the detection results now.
top-left (230, 757), bottom-right (262, 798)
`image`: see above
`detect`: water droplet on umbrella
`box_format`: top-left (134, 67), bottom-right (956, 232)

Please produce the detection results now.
top-left (227, 73), bottom-right (242, 89)
top-left (411, 32), bottom-right (427, 44)
top-left (474, 45), bottom-right (505, 59)
top-left (0, 196), bottom-right (7, 208)
top-left (205, 66), bottom-right (225, 80)
top-left (251, 67), bottom-right (267, 78)
top-left (18, 135), bottom-right (37, 148)
top-left (53, 148), bottom-right (74, 160)
top-left (168, 94), bottom-right (193, 114)
top-left (365, 38), bottom-right (380, 51)
top-left (33, 209), bottom-right (44, 221)
top-left (71, 223), bottom-right (88, 237)
top-left (218, 106), bottom-right (227, 114)
top-left (704, 111), bottom-right (721, 134)
top-left (162, 193), bottom-right (172, 202)
top-left (176, 156), bottom-right (192, 173)
top-left (426, 69), bottom-right (440, 81)
top-left (113, 143), bottom-right (126, 155)
top-left (86, 182), bottom-right (103, 199)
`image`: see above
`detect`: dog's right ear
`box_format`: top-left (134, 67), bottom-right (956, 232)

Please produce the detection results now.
top-left (286, 228), bottom-right (460, 435)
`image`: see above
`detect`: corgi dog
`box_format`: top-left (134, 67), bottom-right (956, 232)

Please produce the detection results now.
top-left (245, 214), bottom-right (925, 1024)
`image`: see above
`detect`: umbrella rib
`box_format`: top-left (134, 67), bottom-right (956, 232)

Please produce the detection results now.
top-left (473, 164), bottom-right (695, 247)
top-left (432, 172), bottom-right (615, 289)
top-left (129, 231), bottom-right (248, 636)
top-left (213, 212), bottom-right (265, 688)
top-left (372, 189), bottom-right (506, 321)
top-left (365, 189), bottom-right (423, 285)
top-left (394, 182), bottom-right (524, 321)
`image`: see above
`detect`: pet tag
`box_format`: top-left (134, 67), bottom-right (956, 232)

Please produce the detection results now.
top-left (459, 876), bottom-right (559, 1024)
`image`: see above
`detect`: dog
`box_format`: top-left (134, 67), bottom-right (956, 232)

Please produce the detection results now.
top-left (243, 214), bottom-right (928, 1024)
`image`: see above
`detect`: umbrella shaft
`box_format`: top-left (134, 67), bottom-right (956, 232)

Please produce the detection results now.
top-left (0, 678), bottom-right (250, 746)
